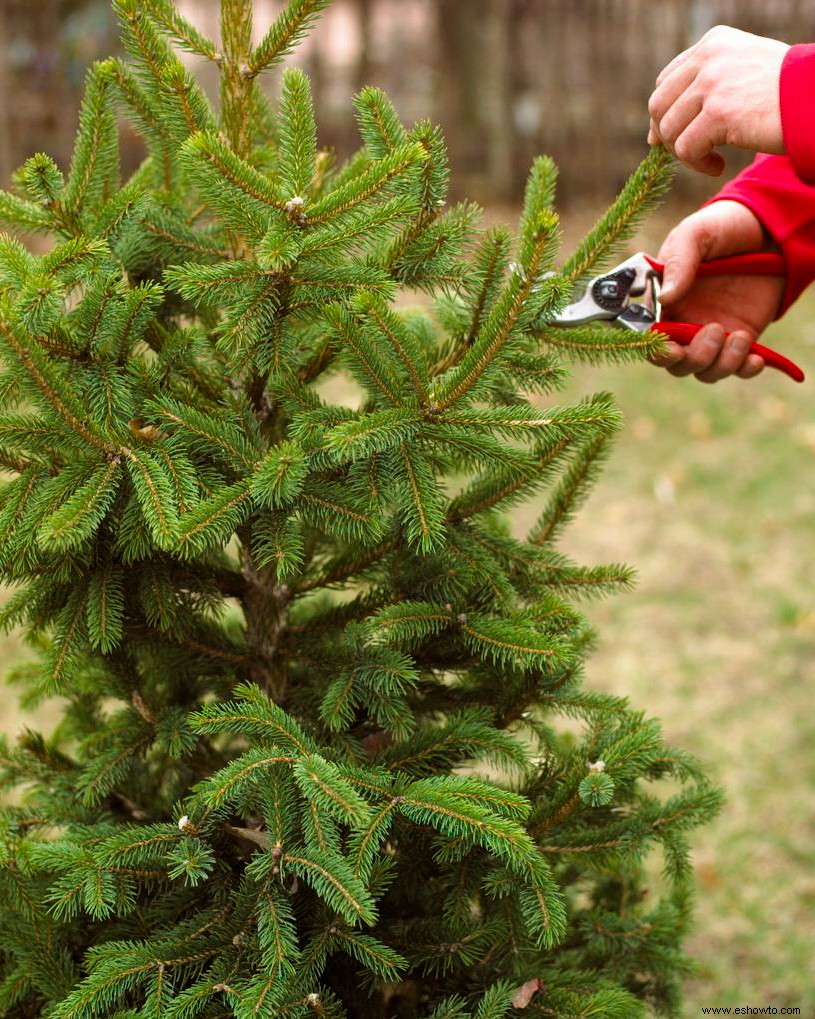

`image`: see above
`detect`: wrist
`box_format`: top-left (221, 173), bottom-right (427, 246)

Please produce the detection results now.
top-left (702, 198), bottom-right (767, 254)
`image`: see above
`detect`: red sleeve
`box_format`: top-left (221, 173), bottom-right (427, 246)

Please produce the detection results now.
top-left (705, 154), bottom-right (815, 315)
top-left (780, 43), bottom-right (815, 186)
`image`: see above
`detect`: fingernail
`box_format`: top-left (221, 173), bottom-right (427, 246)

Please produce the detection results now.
top-left (660, 280), bottom-right (675, 302)
top-left (731, 331), bottom-right (751, 354)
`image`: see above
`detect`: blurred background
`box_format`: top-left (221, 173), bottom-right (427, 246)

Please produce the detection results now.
top-left (3, 0), bottom-right (815, 203)
top-left (1, 1), bottom-right (815, 1014)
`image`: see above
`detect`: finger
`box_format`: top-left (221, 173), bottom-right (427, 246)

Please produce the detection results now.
top-left (648, 117), bottom-right (666, 147)
top-left (656, 229), bottom-right (708, 305)
top-left (665, 323), bottom-right (726, 376)
top-left (649, 341), bottom-right (686, 368)
top-left (694, 329), bottom-right (753, 383)
top-left (648, 60), bottom-right (699, 126)
top-left (736, 353), bottom-right (766, 379)
top-left (674, 114), bottom-right (726, 175)
top-left (655, 42), bottom-right (698, 86)
top-left (657, 90), bottom-right (703, 145)
top-left (692, 151), bottom-right (727, 176)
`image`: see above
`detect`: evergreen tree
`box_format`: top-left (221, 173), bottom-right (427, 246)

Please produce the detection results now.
top-left (0, 2), bottom-right (722, 1016)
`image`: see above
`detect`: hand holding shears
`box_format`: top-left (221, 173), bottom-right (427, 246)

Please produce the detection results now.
top-left (551, 249), bottom-right (804, 383)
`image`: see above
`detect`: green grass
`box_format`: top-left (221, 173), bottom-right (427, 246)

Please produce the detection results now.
top-left (2, 212), bottom-right (813, 1014)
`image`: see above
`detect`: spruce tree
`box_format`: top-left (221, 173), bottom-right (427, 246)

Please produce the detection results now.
top-left (0, 2), bottom-right (722, 1017)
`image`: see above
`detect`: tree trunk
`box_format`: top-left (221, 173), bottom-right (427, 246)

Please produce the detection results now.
top-left (0, 4), bottom-right (12, 184)
top-left (356, 0), bottom-right (373, 92)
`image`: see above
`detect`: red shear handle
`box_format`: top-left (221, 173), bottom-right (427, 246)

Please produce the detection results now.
top-left (643, 251), bottom-right (804, 382)
top-left (651, 321), bottom-right (805, 383)
top-left (643, 252), bottom-right (787, 278)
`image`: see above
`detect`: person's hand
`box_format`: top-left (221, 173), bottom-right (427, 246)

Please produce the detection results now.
top-left (648, 26), bottom-right (789, 175)
top-left (651, 200), bottom-right (785, 382)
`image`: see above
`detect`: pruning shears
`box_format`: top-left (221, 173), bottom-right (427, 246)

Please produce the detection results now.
top-left (551, 251), bottom-right (805, 383)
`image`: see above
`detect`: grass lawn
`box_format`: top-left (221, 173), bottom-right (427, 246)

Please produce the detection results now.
top-left (1, 210), bottom-right (813, 1015)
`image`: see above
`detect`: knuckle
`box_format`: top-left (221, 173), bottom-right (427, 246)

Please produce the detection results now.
top-left (695, 65), bottom-right (714, 89)
top-left (694, 334), bottom-right (723, 361)
top-left (692, 219), bottom-right (718, 257)
top-left (694, 219), bottom-right (714, 246)
top-left (674, 136), bottom-right (693, 161)
top-left (703, 95), bottom-right (725, 124)
top-left (664, 252), bottom-right (687, 276)
top-left (658, 117), bottom-right (676, 143)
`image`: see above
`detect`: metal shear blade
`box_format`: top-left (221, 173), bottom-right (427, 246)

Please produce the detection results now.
top-left (554, 252), bottom-right (661, 332)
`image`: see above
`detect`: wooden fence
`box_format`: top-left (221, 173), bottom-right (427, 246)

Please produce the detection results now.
top-left (294, 0), bottom-right (815, 203)
top-left (1, 0), bottom-right (814, 205)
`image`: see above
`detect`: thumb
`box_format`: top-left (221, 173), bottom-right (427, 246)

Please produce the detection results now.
top-left (658, 226), bottom-right (706, 305)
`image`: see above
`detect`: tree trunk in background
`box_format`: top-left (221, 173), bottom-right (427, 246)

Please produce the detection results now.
top-left (0, 4), bottom-right (12, 184)
top-left (435, 0), bottom-right (484, 194)
top-left (355, 0), bottom-right (373, 92)
top-left (435, 0), bottom-right (518, 200)
top-left (306, 15), bottom-right (327, 149)
top-left (13, 1), bottom-right (72, 161)
top-left (481, 0), bottom-right (514, 200)
top-left (0, 0), bottom-right (100, 184)
top-left (587, 1), bottom-right (607, 199)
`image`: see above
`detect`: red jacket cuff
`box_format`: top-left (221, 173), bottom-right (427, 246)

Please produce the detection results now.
top-left (705, 155), bottom-right (815, 315)
top-left (780, 44), bottom-right (815, 185)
